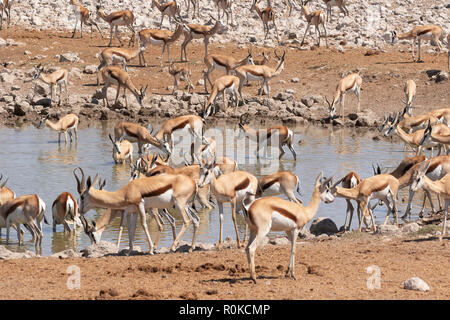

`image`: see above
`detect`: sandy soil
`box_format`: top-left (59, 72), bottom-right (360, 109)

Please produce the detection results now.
top-left (0, 27), bottom-right (448, 122)
top-left (0, 233), bottom-right (449, 300)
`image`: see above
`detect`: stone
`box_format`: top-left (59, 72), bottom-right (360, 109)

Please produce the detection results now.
top-left (0, 73), bottom-right (15, 84)
top-left (269, 237), bottom-right (290, 245)
top-left (51, 249), bottom-right (82, 259)
top-left (14, 101), bottom-right (32, 116)
top-left (81, 241), bottom-right (118, 258)
top-left (0, 37), bottom-right (6, 47)
top-left (310, 218), bottom-right (339, 236)
top-left (376, 224), bottom-right (401, 235)
top-left (290, 77), bottom-right (300, 83)
top-left (401, 222), bottom-right (420, 234)
top-left (0, 245), bottom-right (36, 260)
top-left (83, 65), bottom-right (98, 74)
top-left (59, 52), bottom-right (79, 63)
top-left (403, 277), bottom-right (430, 292)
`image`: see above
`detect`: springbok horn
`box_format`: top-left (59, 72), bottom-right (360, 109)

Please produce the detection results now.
top-left (109, 134), bottom-right (120, 153)
top-left (0, 177), bottom-right (8, 188)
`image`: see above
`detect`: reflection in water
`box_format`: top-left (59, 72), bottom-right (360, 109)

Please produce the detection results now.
top-left (0, 122), bottom-right (428, 256)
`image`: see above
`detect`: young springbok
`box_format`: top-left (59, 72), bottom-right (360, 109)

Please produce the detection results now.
top-left (197, 157), bottom-right (259, 249)
top-left (241, 172), bottom-right (330, 283)
top-left (109, 134), bottom-right (134, 164)
top-left (28, 64), bottom-right (69, 106)
top-left (299, 0), bottom-right (328, 47)
top-left (151, 0), bottom-right (181, 28)
top-left (38, 113), bottom-right (79, 144)
top-left (251, 0), bottom-right (280, 42)
top-left (322, 0), bottom-right (348, 22)
top-left (168, 62), bottom-right (194, 94)
top-left (52, 192), bottom-right (80, 233)
top-left (402, 79), bottom-right (416, 116)
top-left (204, 75), bottom-right (243, 117)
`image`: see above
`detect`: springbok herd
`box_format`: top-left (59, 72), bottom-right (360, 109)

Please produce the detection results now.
top-left (0, 0), bottom-right (449, 283)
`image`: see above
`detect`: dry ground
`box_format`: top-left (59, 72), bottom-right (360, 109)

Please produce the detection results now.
top-left (0, 233), bottom-right (450, 300)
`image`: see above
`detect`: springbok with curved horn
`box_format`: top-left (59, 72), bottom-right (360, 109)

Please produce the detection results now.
top-left (180, 16), bottom-right (224, 62)
top-left (98, 66), bottom-right (148, 108)
top-left (70, 0), bottom-right (103, 38)
top-left (251, 0), bottom-right (280, 42)
top-left (241, 172), bottom-right (331, 283)
top-left (235, 49), bottom-right (286, 97)
top-left (27, 64), bottom-right (69, 106)
top-left (298, 0), bottom-right (328, 47)
top-left (325, 73), bottom-right (362, 119)
top-left (238, 113), bottom-right (296, 160)
top-left (203, 49), bottom-right (253, 93)
top-left (96, 5), bottom-right (135, 47)
top-left (391, 25), bottom-right (446, 63)
top-left (74, 168), bottom-right (198, 254)
top-left (113, 121), bottom-right (171, 156)
top-left (38, 113), bottom-right (79, 144)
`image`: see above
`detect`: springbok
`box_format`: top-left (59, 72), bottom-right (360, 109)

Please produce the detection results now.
top-left (38, 113), bottom-right (79, 144)
top-left (27, 64), bottom-right (69, 106)
top-left (109, 134), bottom-right (134, 164)
top-left (52, 192), bottom-right (80, 233)
top-left (151, 0), bottom-right (181, 28)
top-left (241, 172), bottom-right (330, 283)
top-left (325, 73), bottom-right (362, 119)
top-left (69, 0), bottom-right (103, 38)
top-left (96, 5), bottom-right (135, 47)
top-left (238, 113), bottom-right (296, 160)
top-left (298, 0), bottom-right (328, 47)
top-left (322, 0), bottom-right (348, 22)
top-left (168, 62), bottom-right (194, 94)
top-left (257, 171), bottom-right (302, 204)
top-left (204, 75), bottom-right (243, 117)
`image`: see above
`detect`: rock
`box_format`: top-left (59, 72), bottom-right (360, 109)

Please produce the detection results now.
top-left (14, 101), bottom-right (32, 116)
top-left (0, 37), bottom-right (6, 47)
top-left (0, 73), bottom-right (15, 84)
top-left (290, 77), bottom-right (300, 83)
top-left (51, 249), bottom-right (82, 259)
top-left (69, 67), bottom-right (82, 79)
top-left (196, 78), bottom-right (205, 86)
top-left (403, 277), bottom-right (430, 292)
top-left (83, 65), bottom-right (98, 74)
top-left (432, 71), bottom-right (449, 83)
top-left (269, 237), bottom-right (290, 245)
top-left (402, 222), bottom-right (420, 234)
top-left (376, 224), bottom-right (401, 235)
top-left (81, 241), bottom-right (118, 258)
top-left (0, 245), bottom-right (36, 260)
top-left (310, 217), bottom-right (339, 236)
top-left (59, 52), bottom-right (79, 63)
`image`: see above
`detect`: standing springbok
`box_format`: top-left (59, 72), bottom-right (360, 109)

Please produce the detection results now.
top-left (322, 0), bottom-right (348, 22)
top-left (96, 5), bottom-right (135, 47)
top-left (97, 46), bottom-right (146, 76)
top-left (322, 173), bottom-right (401, 232)
top-left (73, 168), bottom-right (198, 254)
top-left (235, 49), bottom-right (286, 97)
top-left (241, 172), bottom-right (330, 283)
top-left (204, 75), bottom-right (243, 117)
top-left (197, 157), bottom-right (258, 249)
top-left (0, 175), bottom-right (15, 236)
top-left (155, 114), bottom-right (207, 156)
top-left (98, 66), bottom-right (148, 108)
top-left (113, 121), bottom-right (171, 156)
top-left (132, 23), bottom-right (186, 67)
top-left (402, 79), bottom-right (416, 116)
top-left (168, 62), bottom-right (194, 94)
top-left (391, 25), bottom-right (446, 63)
top-left (299, 0), bottom-right (328, 47)
top-left (257, 171), bottom-right (302, 204)
top-left (203, 49), bottom-right (253, 93)
top-left (180, 17), bottom-right (224, 62)
top-left (151, 0), bottom-right (181, 28)
top-left (38, 113), bottom-right (79, 144)
top-left (238, 113), bottom-right (296, 160)
top-left (52, 192), bottom-right (80, 233)
top-left (109, 134), bottom-right (134, 164)
top-left (27, 64), bottom-right (69, 106)
top-left (0, 0), bottom-right (13, 30)
top-left (0, 194), bottom-right (47, 251)
top-left (69, 0), bottom-right (103, 38)
top-left (214, 0), bottom-right (233, 25)
top-left (325, 73), bottom-right (362, 119)
top-left (251, 0), bottom-right (280, 42)
top-left (410, 160), bottom-right (450, 240)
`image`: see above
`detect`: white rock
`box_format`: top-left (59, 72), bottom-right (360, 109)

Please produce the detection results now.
top-left (403, 277), bottom-right (430, 292)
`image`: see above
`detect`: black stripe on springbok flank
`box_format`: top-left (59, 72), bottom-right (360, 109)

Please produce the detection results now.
top-left (234, 177), bottom-right (250, 192)
top-left (141, 184), bottom-right (172, 198)
top-left (271, 206), bottom-right (297, 223)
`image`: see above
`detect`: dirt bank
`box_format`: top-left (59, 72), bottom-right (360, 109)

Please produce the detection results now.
top-left (1, 231), bottom-right (450, 300)
top-left (0, 28), bottom-right (448, 129)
